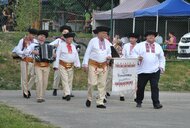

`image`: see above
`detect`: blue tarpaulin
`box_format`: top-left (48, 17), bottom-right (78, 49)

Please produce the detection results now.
top-left (135, 0), bottom-right (190, 17)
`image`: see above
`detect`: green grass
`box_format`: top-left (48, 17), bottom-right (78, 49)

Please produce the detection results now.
top-left (0, 32), bottom-right (190, 91)
top-left (0, 103), bottom-right (57, 128)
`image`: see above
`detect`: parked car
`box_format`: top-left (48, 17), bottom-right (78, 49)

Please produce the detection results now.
top-left (177, 32), bottom-right (190, 59)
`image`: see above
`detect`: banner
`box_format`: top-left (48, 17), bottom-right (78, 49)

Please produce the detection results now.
top-left (112, 58), bottom-right (138, 93)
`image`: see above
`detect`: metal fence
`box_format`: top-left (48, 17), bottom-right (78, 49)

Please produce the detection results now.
top-left (0, 0), bottom-right (190, 42)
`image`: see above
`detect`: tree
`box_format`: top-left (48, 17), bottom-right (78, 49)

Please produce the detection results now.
top-left (15, 0), bottom-right (39, 31)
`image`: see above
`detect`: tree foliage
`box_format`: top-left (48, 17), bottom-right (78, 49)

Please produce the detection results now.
top-left (15, 0), bottom-right (39, 31)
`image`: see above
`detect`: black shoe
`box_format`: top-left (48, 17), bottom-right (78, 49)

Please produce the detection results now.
top-left (97, 105), bottom-right (106, 109)
top-left (65, 95), bottom-right (71, 101)
top-left (70, 94), bottom-right (75, 97)
top-left (106, 92), bottom-right (110, 97)
top-left (53, 89), bottom-right (57, 96)
top-left (136, 103), bottom-right (142, 108)
top-left (103, 99), bottom-right (107, 103)
top-left (154, 104), bottom-right (163, 109)
top-left (37, 99), bottom-right (45, 103)
top-left (86, 100), bottom-right (91, 107)
top-left (23, 92), bottom-right (29, 99)
top-left (62, 95), bottom-right (71, 101)
top-left (120, 96), bottom-right (125, 101)
top-left (28, 91), bottom-right (31, 97)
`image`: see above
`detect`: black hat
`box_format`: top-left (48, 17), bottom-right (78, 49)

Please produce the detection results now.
top-left (63, 32), bottom-right (75, 38)
top-left (145, 31), bottom-right (157, 37)
top-left (128, 33), bottom-right (139, 39)
top-left (28, 28), bottom-right (38, 35)
top-left (59, 25), bottom-right (72, 33)
top-left (93, 26), bottom-right (110, 34)
top-left (37, 30), bottom-right (48, 38)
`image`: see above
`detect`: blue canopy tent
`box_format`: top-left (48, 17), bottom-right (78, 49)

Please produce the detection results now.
top-left (134, 0), bottom-right (190, 36)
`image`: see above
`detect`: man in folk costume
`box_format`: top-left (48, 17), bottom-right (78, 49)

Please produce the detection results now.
top-left (54, 32), bottom-right (80, 101)
top-left (119, 33), bottom-right (139, 101)
top-left (83, 26), bottom-right (112, 109)
top-left (50, 25), bottom-right (73, 96)
top-left (29, 30), bottom-right (50, 103)
top-left (105, 34), bottom-right (123, 99)
top-left (15, 28), bottom-right (38, 98)
top-left (132, 31), bottom-right (165, 109)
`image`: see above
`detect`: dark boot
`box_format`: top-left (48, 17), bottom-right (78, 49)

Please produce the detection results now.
top-left (85, 100), bottom-right (91, 107)
top-left (97, 105), bottom-right (106, 109)
top-left (53, 89), bottom-right (57, 96)
top-left (120, 96), bottom-right (125, 101)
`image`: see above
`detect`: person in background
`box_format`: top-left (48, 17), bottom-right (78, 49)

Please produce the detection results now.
top-left (120, 33), bottom-right (139, 101)
top-left (113, 35), bottom-right (122, 55)
top-left (50, 25), bottom-right (72, 96)
top-left (54, 32), bottom-right (80, 101)
top-left (121, 34), bottom-right (129, 46)
top-left (155, 33), bottom-right (163, 46)
top-left (105, 34), bottom-right (123, 99)
top-left (1, 9), bottom-right (9, 32)
top-left (15, 28), bottom-right (38, 98)
top-left (165, 32), bottom-right (177, 49)
top-left (84, 10), bottom-right (91, 33)
top-left (29, 30), bottom-right (50, 103)
top-left (132, 31), bottom-right (165, 109)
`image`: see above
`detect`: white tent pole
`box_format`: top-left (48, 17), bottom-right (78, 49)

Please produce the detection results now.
top-left (165, 20), bottom-right (168, 40)
top-left (133, 17), bottom-right (136, 33)
top-left (156, 14), bottom-right (159, 32)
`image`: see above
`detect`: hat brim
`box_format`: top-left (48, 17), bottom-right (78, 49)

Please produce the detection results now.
top-left (128, 33), bottom-right (139, 39)
top-left (93, 26), bottom-right (110, 34)
top-left (145, 32), bottom-right (157, 37)
top-left (60, 25), bottom-right (72, 33)
top-left (38, 30), bottom-right (49, 38)
top-left (63, 33), bottom-right (75, 38)
top-left (28, 28), bottom-right (38, 35)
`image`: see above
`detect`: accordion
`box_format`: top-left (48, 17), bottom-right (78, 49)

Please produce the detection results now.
top-left (34, 43), bottom-right (55, 63)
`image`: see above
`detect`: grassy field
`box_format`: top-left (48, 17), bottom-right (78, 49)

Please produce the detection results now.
top-left (0, 32), bottom-right (190, 91)
top-left (0, 103), bottom-right (57, 128)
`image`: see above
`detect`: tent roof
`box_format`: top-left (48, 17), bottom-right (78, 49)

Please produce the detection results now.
top-left (94, 0), bottom-right (160, 20)
top-left (135, 0), bottom-right (190, 17)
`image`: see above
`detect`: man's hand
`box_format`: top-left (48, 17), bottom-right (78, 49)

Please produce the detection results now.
top-left (53, 53), bottom-right (56, 58)
top-left (54, 44), bottom-right (59, 48)
top-left (32, 50), bottom-right (39, 55)
top-left (159, 67), bottom-right (164, 74)
top-left (53, 67), bottom-right (58, 71)
top-left (83, 65), bottom-right (88, 72)
top-left (106, 56), bottom-right (112, 60)
top-left (138, 56), bottom-right (143, 61)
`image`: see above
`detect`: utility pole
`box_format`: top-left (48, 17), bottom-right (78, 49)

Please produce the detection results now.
top-left (110, 0), bottom-right (113, 42)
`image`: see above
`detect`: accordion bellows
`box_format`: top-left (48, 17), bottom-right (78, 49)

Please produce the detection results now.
top-left (34, 44), bottom-right (55, 63)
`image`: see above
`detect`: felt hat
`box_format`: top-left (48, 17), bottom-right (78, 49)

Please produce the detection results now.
top-left (37, 30), bottom-right (49, 38)
top-left (59, 25), bottom-right (72, 33)
top-left (63, 32), bottom-right (75, 38)
top-left (93, 26), bottom-right (110, 34)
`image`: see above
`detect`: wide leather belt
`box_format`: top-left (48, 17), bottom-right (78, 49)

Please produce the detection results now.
top-left (59, 60), bottom-right (74, 69)
top-left (89, 59), bottom-right (107, 69)
top-left (22, 57), bottom-right (33, 63)
top-left (35, 62), bottom-right (49, 67)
